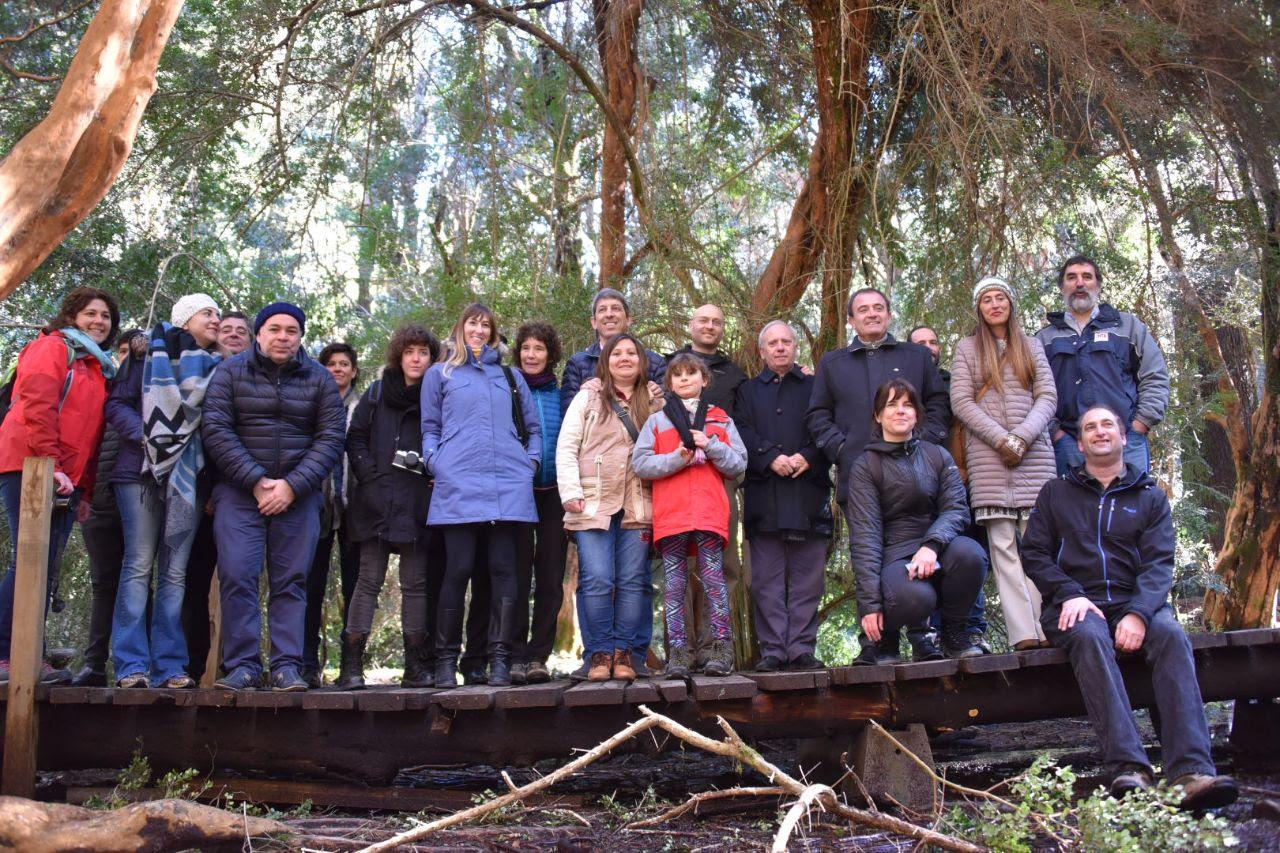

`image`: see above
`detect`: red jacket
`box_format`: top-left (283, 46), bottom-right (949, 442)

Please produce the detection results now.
top-left (630, 404), bottom-right (748, 542)
top-left (0, 332), bottom-right (109, 491)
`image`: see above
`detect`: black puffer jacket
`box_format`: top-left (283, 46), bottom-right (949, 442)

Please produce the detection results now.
top-left (844, 438), bottom-right (969, 614)
top-left (202, 343), bottom-right (346, 496)
top-left (89, 424), bottom-right (122, 513)
top-left (345, 371), bottom-right (432, 545)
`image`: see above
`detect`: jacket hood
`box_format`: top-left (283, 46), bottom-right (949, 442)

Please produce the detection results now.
top-left (864, 437), bottom-right (918, 457)
top-left (1045, 302), bottom-right (1121, 330)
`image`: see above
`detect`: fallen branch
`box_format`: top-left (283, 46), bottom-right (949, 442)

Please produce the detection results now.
top-left (624, 786), bottom-right (786, 829)
top-left (772, 783), bottom-right (834, 852)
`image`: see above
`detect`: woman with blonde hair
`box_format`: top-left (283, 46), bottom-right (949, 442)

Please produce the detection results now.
top-left (949, 277), bottom-right (1057, 650)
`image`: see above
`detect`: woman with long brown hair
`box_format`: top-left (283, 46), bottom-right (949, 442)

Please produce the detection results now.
top-left (556, 333), bottom-right (663, 681)
top-left (949, 276), bottom-right (1057, 649)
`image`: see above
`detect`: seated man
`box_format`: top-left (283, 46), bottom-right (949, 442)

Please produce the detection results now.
top-left (1022, 405), bottom-right (1237, 809)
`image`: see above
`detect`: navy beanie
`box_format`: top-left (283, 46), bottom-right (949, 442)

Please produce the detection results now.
top-left (254, 301), bottom-right (306, 335)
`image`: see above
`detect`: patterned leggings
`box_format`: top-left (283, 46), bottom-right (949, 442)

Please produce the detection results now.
top-left (658, 530), bottom-right (730, 648)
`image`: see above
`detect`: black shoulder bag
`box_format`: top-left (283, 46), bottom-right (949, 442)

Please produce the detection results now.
top-left (501, 366), bottom-right (531, 447)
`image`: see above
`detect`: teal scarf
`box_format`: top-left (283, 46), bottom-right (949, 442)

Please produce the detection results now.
top-left (60, 326), bottom-right (117, 379)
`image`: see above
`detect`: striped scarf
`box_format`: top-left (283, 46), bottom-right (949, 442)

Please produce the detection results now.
top-left (141, 322), bottom-right (220, 551)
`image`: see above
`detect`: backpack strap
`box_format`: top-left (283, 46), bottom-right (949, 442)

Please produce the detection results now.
top-left (609, 399), bottom-right (640, 442)
top-left (501, 366), bottom-right (530, 447)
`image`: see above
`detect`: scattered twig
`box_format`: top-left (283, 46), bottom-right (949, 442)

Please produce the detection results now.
top-left (772, 784), bottom-right (833, 852)
top-left (624, 786), bottom-right (785, 829)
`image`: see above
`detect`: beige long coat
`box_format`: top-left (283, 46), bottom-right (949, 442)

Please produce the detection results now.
top-left (949, 335), bottom-right (1057, 510)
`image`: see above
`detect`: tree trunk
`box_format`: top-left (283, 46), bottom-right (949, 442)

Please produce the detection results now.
top-left (750, 0), bottom-right (874, 356)
top-left (592, 0), bottom-right (644, 289)
top-left (0, 0), bottom-right (185, 299)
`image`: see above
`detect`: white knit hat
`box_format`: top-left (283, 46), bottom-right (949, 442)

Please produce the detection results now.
top-left (972, 276), bottom-right (1015, 307)
top-left (170, 293), bottom-right (219, 329)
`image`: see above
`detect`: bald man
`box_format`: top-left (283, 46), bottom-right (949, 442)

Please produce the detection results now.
top-left (668, 304), bottom-right (749, 416)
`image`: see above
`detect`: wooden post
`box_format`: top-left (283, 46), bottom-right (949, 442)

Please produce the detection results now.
top-left (2, 456), bottom-right (54, 798)
top-left (200, 569), bottom-right (222, 688)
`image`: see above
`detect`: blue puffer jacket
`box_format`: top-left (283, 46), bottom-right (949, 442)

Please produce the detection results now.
top-left (560, 340), bottom-right (667, 414)
top-left (420, 346), bottom-right (542, 525)
top-left (202, 343), bottom-right (347, 496)
top-left (523, 377), bottom-right (562, 488)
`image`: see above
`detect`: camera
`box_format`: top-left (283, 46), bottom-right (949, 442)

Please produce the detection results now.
top-left (392, 448), bottom-right (425, 475)
top-left (52, 493), bottom-right (73, 510)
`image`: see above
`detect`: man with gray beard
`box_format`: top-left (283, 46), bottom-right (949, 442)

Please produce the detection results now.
top-left (1035, 255), bottom-right (1169, 476)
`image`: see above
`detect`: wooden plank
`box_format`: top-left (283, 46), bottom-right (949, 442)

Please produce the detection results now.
top-left (354, 688), bottom-right (406, 712)
top-left (434, 686), bottom-right (496, 711)
top-left (1227, 628), bottom-right (1278, 647)
top-left (1189, 632), bottom-right (1231, 650)
top-left (812, 670), bottom-right (831, 689)
top-left (191, 688), bottom-right (239, 708)
top-left (48, 687), bottom-right (89, 705)
top-left (895, 660), bottom-right (958, 681)
top-left (959, 653), bottom-right (1022, 675)
top-left (494, 682), bottom-right (565, 710)
top-left (690, 675), bottom-right (756, 701)
top-left (111, 689), bottom-right (179, 707)
top-left (831, 665), bottom-right (895, 686)
top-left (622, 680), bottom-right (661, 704)
top-left (654, 679), bottom-right (688, 702)
top-left (2, 457), bottom-right (53, 799)
top-left (562, 681), bottom-right (627, 707)
top-left (745, 672), bottom-right (816, 691)
top-left (301, 690), bottom-right (356, 711)
top-left (236, 691), bottom-right (304, 710)
top-left (1015, 647), bottom-right (1069, 667)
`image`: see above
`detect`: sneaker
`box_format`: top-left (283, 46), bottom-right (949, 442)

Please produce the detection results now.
top-left (789, 652), bottom-right (826, 671)
top-left (1109, 768), bottom-right (1154, 798)
top-left (214, 666), bottom-right (259, 691)
top-left (969, 634), bottom-right (994, 655)
top-left (611, 650), bottom-right (636, 682)
top-left (0, 660), bottom-right (8, 682)
top-left (161, 674), bottom-right (195, 689)
top-left (909, 632), bottom-right (946, 662)
top-left (71, 666), bottom-right (108, 687)
top-left (526, 660), bottom-right (551, 684)
top-left (754, 655), bottom-right (783, 673)
top-left (117, 672), bottom-right (149, 689)
top-left (1172, 773), bottom-right (1239, 810)
top-left (40, 663), bottom-right (72, 684)
top-left (510, 663), bottom-right (528, 685)
top-left (665, 646), bottom-right (693, 678)
top-left (702, 640), bottom-right (734, 677)
top-left (941, 626), bottom-right (982, 660)
top-left (270, 666), bottom-right (308, 692)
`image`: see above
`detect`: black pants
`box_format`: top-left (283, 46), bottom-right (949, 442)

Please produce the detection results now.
top-left (80, 505), bottom-right (125, 673)
top-left (437, 523), bottom-right (517, 662)
top-left (182, 513), bottom-right (218, 681)
top-left (346, 537), bottom-right (434, 636)
top-left (880, 536), bottom-right (987, 634)
top-left (303, 525), bottom-right (360, 673)
top-left (513, 488), bottom-right (568, 665)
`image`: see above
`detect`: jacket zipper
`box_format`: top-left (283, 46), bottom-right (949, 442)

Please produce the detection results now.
top-left (1096, 488), bottom-right (1123, 601)
top-left (274, 372), bottom-right (284, 478)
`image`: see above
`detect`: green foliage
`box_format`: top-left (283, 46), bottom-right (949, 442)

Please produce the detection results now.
top-left (946, 755), bottom-right (1238, 852)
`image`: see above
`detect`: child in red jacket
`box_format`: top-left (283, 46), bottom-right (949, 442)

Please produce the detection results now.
top-left (631, 354), bottom-right (747, 677)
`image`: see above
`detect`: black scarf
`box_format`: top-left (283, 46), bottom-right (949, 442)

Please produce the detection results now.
top-left (663, 395), bottom-right (708, 450)
top-left (381, 368), bottom-right (421, 411)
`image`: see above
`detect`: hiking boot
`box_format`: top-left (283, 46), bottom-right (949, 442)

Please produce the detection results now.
top-left (215, 666), bottom-right (259, 690)
top-left (526, 660), bottom-right (550, 683)
top-left (510, 663), bottom-right (528, 685)
top-left (754, 655), bottom-right (783, 673)
top-left (941, 626), bottom-right (983, 659)
top-left (300, 667), bottom-right (323, 689)
top-left (117, 672), bottom-right (149, 689)
top-left (270, 666), bottom-right (308, 692)
top-left (1109, 767), bottom-right (1154, 798)
top-left (852, 642), bottom-right (901, 666)
top-left (587, 651), bottom-right (613, 682)
top-left (161, 674), bottom-right (195, 689)
top-left (335, 632), bottom-right (367, 691)
top-left (909, 631), bottom-right (946, 662)
top-left (665, 646), bottom-right (694, 678)
top-left (612, 650), bottom-right (636, 682)
top-left (401, 632), bottom-right (434, 688)
top-left (1172, 773), bottom-right (1239, 811)
top-left (702, 640), bottom-right (734, 677)
top-left (486, 597), bottom-right (516, 687)
top-left (789, 652), bottom-right (825, 671)
top-left (71, 666), bottom-right (108, 687)
top-left (462, 663), bottom-right (489, 685)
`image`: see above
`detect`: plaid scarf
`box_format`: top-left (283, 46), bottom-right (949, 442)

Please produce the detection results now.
top-left (141, 322), bottom-right (220, 551)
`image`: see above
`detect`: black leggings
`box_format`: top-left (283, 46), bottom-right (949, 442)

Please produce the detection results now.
top-left (437, 522), bottom-right (518, 659)
top-left (879, 535), bottom-right (987, 634)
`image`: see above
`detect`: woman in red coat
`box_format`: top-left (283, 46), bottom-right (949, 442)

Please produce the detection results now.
top-left (0, 286), bottom-right (120, 683)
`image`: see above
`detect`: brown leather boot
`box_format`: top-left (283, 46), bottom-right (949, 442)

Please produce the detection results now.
top-left (587, 651), bottom-right (613, 682)
top-left (612, 649), bottom-right (636, 682)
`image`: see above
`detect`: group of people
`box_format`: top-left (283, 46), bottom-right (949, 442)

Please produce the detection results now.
top-left (0, 253), bottom-right (1237, 808)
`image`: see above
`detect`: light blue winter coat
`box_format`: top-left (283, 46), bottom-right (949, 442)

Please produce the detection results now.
top-left (420, 345), bottom-right (541, 525)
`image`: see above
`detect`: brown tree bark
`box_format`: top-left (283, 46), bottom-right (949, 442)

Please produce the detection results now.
top-left (592, 0), bottom-right (645, 289)
top-left (750, 0), bottom-right (874, 356)
top-left (0, 0), bottom-right (185, 300)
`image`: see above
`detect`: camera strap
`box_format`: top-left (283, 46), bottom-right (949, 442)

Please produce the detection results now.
top-left (501, 366), bottom-right (530, 447)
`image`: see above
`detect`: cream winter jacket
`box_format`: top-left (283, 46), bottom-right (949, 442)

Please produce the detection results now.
top-left (949, 335), bottom-right (1057, 509)
top-left (556, 378), bottom-right (664, 531)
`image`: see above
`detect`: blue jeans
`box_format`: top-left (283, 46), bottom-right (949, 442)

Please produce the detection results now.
top-left (575, 513), bottom-right (651, 656)
top-left (213, 483), bottom-right (320, 676)
top-left (112, 482), bottom-right (198, 683)
top-left (1054, 430), bottom-right (1149, 477)
top-left (0, 472), bottom-right (79, 659)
